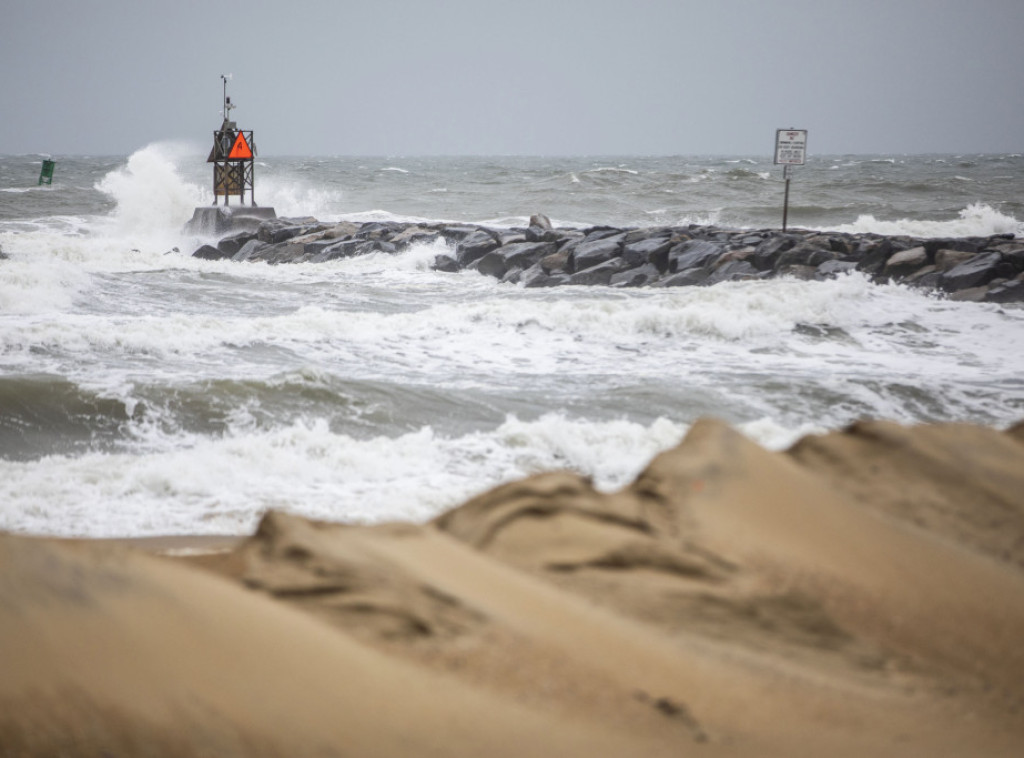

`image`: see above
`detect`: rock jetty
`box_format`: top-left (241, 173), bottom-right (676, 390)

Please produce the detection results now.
top-left (191, 213), bottom-right (1024, 303)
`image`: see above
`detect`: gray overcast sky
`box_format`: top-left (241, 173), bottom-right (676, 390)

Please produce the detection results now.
top-left (2, 0), bottom-right (1022, 156)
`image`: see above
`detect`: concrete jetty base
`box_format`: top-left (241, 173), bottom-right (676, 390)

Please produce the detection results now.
top-left (185, 206), bottom-right (277, 236)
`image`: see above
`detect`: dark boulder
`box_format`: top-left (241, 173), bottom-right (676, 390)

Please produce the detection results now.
top-left (731, 233), bottom-right (764, 247)
top-left (775, 242), bottom-right (839, 271)
top-left (855, 238), bottom-right (898, 276)
top-left (934, 248), bottom-right (976, 271)
top-left (311, 238), bottom-right (395, 262)
top-left (321, 221), bottom-right (359, 240)
top-left (216, 231), bottom-right (257, 257)
top-left (556, 231), bottom-right (586, 249)
top-left (192, 244), bottom-right (230, 260)
top-left (905, 267), bottom-right (942, 289)
top-left (497, 231), bottom-right (527, 246)
top-left (750, 235), bottom-right (798, 271)
top-left (529, 213), bottom-right (553, 230)
top-left (257, 218), bottom-right (322, 244)
top-left (883, 246), bottom-right (928, 279)
top-left (476, 242), bottom-right (557, 279)
top-left (623, 226), bottom-right (671, 244)
top-left (356, 221), bottom-right (402, 240)
top-left (501, 267), bottom-right (524, 284)
top-left (826, 235), bottom-right (855, 256)
top-left (995, 259), bottom-right (1021, 281)
top-left (815, 260), bottom-right (858, 279)
top-left (568, 259), bottom-right (626, 286)
top-left (655, 268), bottom-right (710, 287)
top-left (524, 213), bottom-right (560, 242)
top-left (259, 224), bottom-right (304, 244)
top-left (984, 277), bottom-right (1024, 303)
top-left (706, 260), bottom-right (760, 284)
top-left (622, 236), bottom-right (674, 268)
top-left (667, 240), bottom-right (725, 273)
top-left (302, 239), bottom-right (344, 257)
top-left (368, 240), bottom-right (398, 255)
top-left (521, 263), bottom-right (569, 288)
top-left (540, 248), bottom-right (571, 274)
top-left (716, 247), bottom-right (756, 266)
top-left (433, 253), bottom-right (460, 273)
top-left (998, 246), bottom-right (1024, 273)
top-left (439, 225), bottom-right (485, 244)
top-left (391, 227), bottom-right (440, 250)
top-left (611, 263), bottom-right (661, 288)
top-left (524, 226), bottom-right (553, 242)
top-left (245, 241), bottom-right (304, 265)
top-left (580, 227), bottom-right (625, 243)
top-left (455, 230), bottom-right (500, 267)
top-left (940, 252), bottom-right (1003, 292)
top-left (922, 237), bottom-right (985, 256)
top-left (232, 239), bottom-right (269, 262)
top-left (310, 239), bottom-right (363, 262)
top-left (571, 234), bottom-right (625, 271)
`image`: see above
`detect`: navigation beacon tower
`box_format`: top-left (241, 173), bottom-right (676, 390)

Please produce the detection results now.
top-left (186, 76), bottom-right (275, 235)
top-left (209, 75), bottom-right (257, 206)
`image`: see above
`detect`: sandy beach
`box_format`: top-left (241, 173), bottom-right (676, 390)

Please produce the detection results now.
top-left (3, 417), bottom-right (1024, 756)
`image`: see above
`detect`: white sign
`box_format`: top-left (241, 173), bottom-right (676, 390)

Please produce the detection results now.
top-left (774, 129), bottom-right (807, 165)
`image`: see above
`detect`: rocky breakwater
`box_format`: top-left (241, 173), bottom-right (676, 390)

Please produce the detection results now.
top-left (191, 213), bottom-right (1024, 303)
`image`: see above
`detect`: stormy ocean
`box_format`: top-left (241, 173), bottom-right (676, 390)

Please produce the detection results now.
top-left (2, 146), bottom-right (1022, 537)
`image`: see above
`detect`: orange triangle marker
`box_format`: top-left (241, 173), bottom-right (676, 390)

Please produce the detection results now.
top-left (228, 132), bottom-right (253, 160)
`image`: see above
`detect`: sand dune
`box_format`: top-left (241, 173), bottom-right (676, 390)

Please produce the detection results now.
top-left (3, 418), bottom-right (1024, 756)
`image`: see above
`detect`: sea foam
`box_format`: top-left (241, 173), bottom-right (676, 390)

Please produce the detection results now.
top-left (830, 202), bottom-right (1023, 238)
top-left (0, 409), bottom-right (833, 538)
top-left (0, 414), bottom-right (677, 537)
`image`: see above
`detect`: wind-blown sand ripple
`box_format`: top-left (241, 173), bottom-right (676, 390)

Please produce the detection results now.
top-left (3, 418), bottom-right (1024, 756)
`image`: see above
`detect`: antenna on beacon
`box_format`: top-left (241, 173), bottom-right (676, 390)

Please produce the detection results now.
top-left (221, 73), bottom-right (235, 121)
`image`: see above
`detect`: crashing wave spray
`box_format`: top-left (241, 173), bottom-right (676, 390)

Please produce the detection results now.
top-left (95, 142), bottom-right (208, 238)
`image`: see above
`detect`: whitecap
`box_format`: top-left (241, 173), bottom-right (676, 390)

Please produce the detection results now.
top-left (829, 202), bottom-right (1022, 238)
top-left (0, 413), bottom-right (691, 537)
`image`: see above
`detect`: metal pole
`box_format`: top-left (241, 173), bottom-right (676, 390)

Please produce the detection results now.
top-left (782, 164), bottom-right (791, 232)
